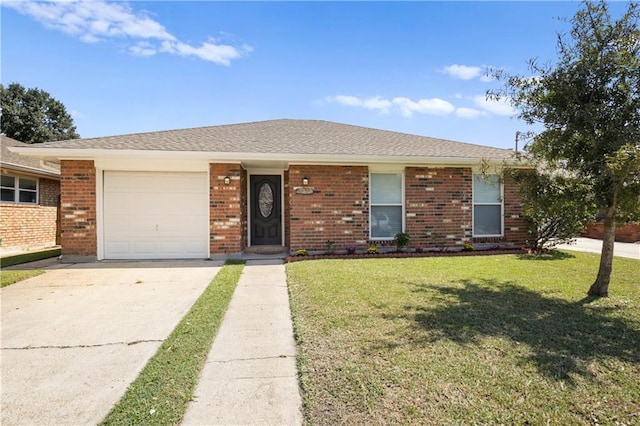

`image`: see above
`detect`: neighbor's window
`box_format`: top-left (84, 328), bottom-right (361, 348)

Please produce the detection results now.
top-left (370, 173), bottom-right (403, 239)
top-left (1, 175), bottom-right (38, 204)
top-left (473, 174), bottom-right (502, 237)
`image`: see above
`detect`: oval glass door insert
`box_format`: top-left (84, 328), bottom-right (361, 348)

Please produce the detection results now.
top-left (258, 183), bottom-right (274, 218)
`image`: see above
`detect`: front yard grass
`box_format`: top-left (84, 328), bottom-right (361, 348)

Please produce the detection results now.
top-left (1, 270), bottom-right (44, 287)
top-left (101, 261), bottom-right (244, 425)
top-left (287, 251), bottom-right (640, 425)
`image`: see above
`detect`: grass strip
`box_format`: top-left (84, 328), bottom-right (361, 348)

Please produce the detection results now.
top-left (1, 270), bottom-right (44, 287)
top-left (0, 248), bottom-right (61, 268)
top-left (101, 260), bottom-right (244, 425)
top-left (288, 252), bottom-right (640, 425)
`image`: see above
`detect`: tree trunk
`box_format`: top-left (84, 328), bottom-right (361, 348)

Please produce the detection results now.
top-left (588, 208), bottom-right (616, 297)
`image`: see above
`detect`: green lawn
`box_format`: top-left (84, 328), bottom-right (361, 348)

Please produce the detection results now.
top-left (101, 261), bottom-right (244, 425)
top-left (1, 270), bottom-right (44, 287)
top-left (287, 251), bottom-right (640, 425)
top-left (0, 248), bottom-right (61, 268)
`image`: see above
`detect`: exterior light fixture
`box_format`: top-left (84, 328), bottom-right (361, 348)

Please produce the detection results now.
top-left (302, 177), bottom-right (309, 186)
top-left (224, 176), bottom-right (231, 185)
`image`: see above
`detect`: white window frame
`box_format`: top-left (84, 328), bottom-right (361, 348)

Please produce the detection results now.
top-left (472, 174), bottom-right (503, 237)
top-left (369, 172), bottom-right (404, 240)
top-left (0, 174), bottom-right (38, 204)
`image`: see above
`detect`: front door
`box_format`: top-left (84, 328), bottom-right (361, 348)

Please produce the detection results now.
top-left (250, 175), bottom-right (282, 246)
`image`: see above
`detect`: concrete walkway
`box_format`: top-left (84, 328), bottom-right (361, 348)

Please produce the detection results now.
top-left (1, 260), bottom-right (222, 425)
top-left (557, 237), bottom-right (640, 260)
top-left (182, 260), bottom-right (303, 425)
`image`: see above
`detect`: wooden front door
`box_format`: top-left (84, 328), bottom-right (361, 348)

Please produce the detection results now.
top-left (250, 175), bottom-right (282, 246)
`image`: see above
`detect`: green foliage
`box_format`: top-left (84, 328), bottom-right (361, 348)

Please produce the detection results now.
top-left (462, 243), bottom-right (474, 252)
top-left (510, 169), bottom-right (596, 253)
top-left (489, 1), bottom-right (640, 294)
top-left (393, 232), bottom-right (410, 250)
top-left (295, 249), bottom-right (309, 256)
top-left (0, 82), bottom-right (79, 143)
top-left (325, 240), bottom-right (336, 254)
top-left (1, 270), bottom-right (44, 288)
top-left (0, 248), bottom-right (61, 267)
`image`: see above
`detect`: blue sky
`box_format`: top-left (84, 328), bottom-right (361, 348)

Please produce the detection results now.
top-left (1, 1), bottom-right (619, 149)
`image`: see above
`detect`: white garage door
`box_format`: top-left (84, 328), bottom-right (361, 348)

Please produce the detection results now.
top-left (103, 171), bottom-right (209, 259)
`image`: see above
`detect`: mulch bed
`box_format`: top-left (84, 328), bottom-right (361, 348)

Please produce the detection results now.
top-left (285, 247), bottom-right (526, 263)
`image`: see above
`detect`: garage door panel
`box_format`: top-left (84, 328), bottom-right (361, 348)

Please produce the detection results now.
top-left (104, 171), bottom-right (209, 259)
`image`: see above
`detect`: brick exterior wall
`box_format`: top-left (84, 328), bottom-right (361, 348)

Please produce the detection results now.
top-left (60, 160), bottom-right (97, 257)
top-left (284, 170), bottom-right (291, 248)
top-left (405, 167), bottom-right (473, 248)
top-left (0, 177), bottom-right (60, 251)
top-left (502, 173), bottom-right (528, 246)
top-left (584, 222), bottom-right (640, 243)
top-left (288, 165), bottom-right (369, 251)
top-left (210, 163), bottom-right (246, 254)
top-left (285, 166), bottom-right (529, 252)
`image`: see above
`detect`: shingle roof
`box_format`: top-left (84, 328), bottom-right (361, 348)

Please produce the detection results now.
top-left (1, 136), bottom-right (60, 175)
top-left (29, 119), bottom-right (513, 160)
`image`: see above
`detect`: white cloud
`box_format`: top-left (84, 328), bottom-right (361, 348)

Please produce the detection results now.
top-left (392, 97), bottom-right (454, 117)
top-left (472, 95), bottom-right (516, 116)
top-left (160, 39), bottom-right (248, 66)
top-left (324, 96), bottom-right (392, 113)
top-left (455, 107), bottom-right (487, 118)
top-left (129, 41), bottom-right (156, 57)
top-left (3, 0), bottom-right (249, 65)
top-left (442, 64), bottom-right (482, 80)
top-left (325, 95), bottom-right (454, 117)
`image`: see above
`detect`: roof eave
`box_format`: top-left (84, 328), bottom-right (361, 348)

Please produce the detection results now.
top-left (9, 147), bottom-right (520, 167)
top-left (0, 162), bottom-right (61, 178)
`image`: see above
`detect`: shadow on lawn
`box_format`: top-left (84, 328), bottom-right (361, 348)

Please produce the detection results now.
top-left (402, 279), bottom-right (640, 382)
top-left (516, 250), bottom-right (576, 261)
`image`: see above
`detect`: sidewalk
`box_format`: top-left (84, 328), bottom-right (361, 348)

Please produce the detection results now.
top-left (181, 260), bottom-right (303, 425)
top-left (557, 237), bottom-right (640, 260)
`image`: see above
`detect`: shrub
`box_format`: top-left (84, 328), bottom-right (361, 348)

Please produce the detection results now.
top-left (393, 232), bottom-right (410, 250)
top-left (462, 243), bottom-right (474, 252)
top-left (295, 249), bottom-right (308, 256)
top-left (345, 244), bottom-right (357, 254)
top-left (325, 240), bottom-right (336, 254)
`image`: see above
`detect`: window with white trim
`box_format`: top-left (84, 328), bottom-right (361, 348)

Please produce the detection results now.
top-left (1, 175), bottom-right (38, 204)
top-left (370, 173), bottom-right (403, 239)
top-left (473, 174), bottom-right (502, 237)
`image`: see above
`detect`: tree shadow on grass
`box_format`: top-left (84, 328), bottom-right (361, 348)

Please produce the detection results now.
top-left (399, 279), bottom-right (640, 382)
top-left (515, 250), bottom-right (576, 261)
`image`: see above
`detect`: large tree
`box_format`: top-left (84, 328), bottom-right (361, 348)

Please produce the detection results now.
top-left (490, 1), bottom-right (640, 297)
top-left (0, 82), bottom-right (79, 143)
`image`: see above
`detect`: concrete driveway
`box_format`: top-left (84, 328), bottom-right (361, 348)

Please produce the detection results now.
top-left (557, 237), bottom-right (640, 260)
top-left (1, 260), bottom-right (222, 425)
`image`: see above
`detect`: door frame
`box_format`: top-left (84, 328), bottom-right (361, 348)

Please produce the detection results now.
top-left (247, 170), bottom-right (285, 247)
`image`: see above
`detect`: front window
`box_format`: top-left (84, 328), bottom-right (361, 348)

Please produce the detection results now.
top-left (370, 173), bottom-right (403, 239)
top-left (1, 175), bottom-right (38, 204)
top-left (473, 174), bottom-right (502, 236)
